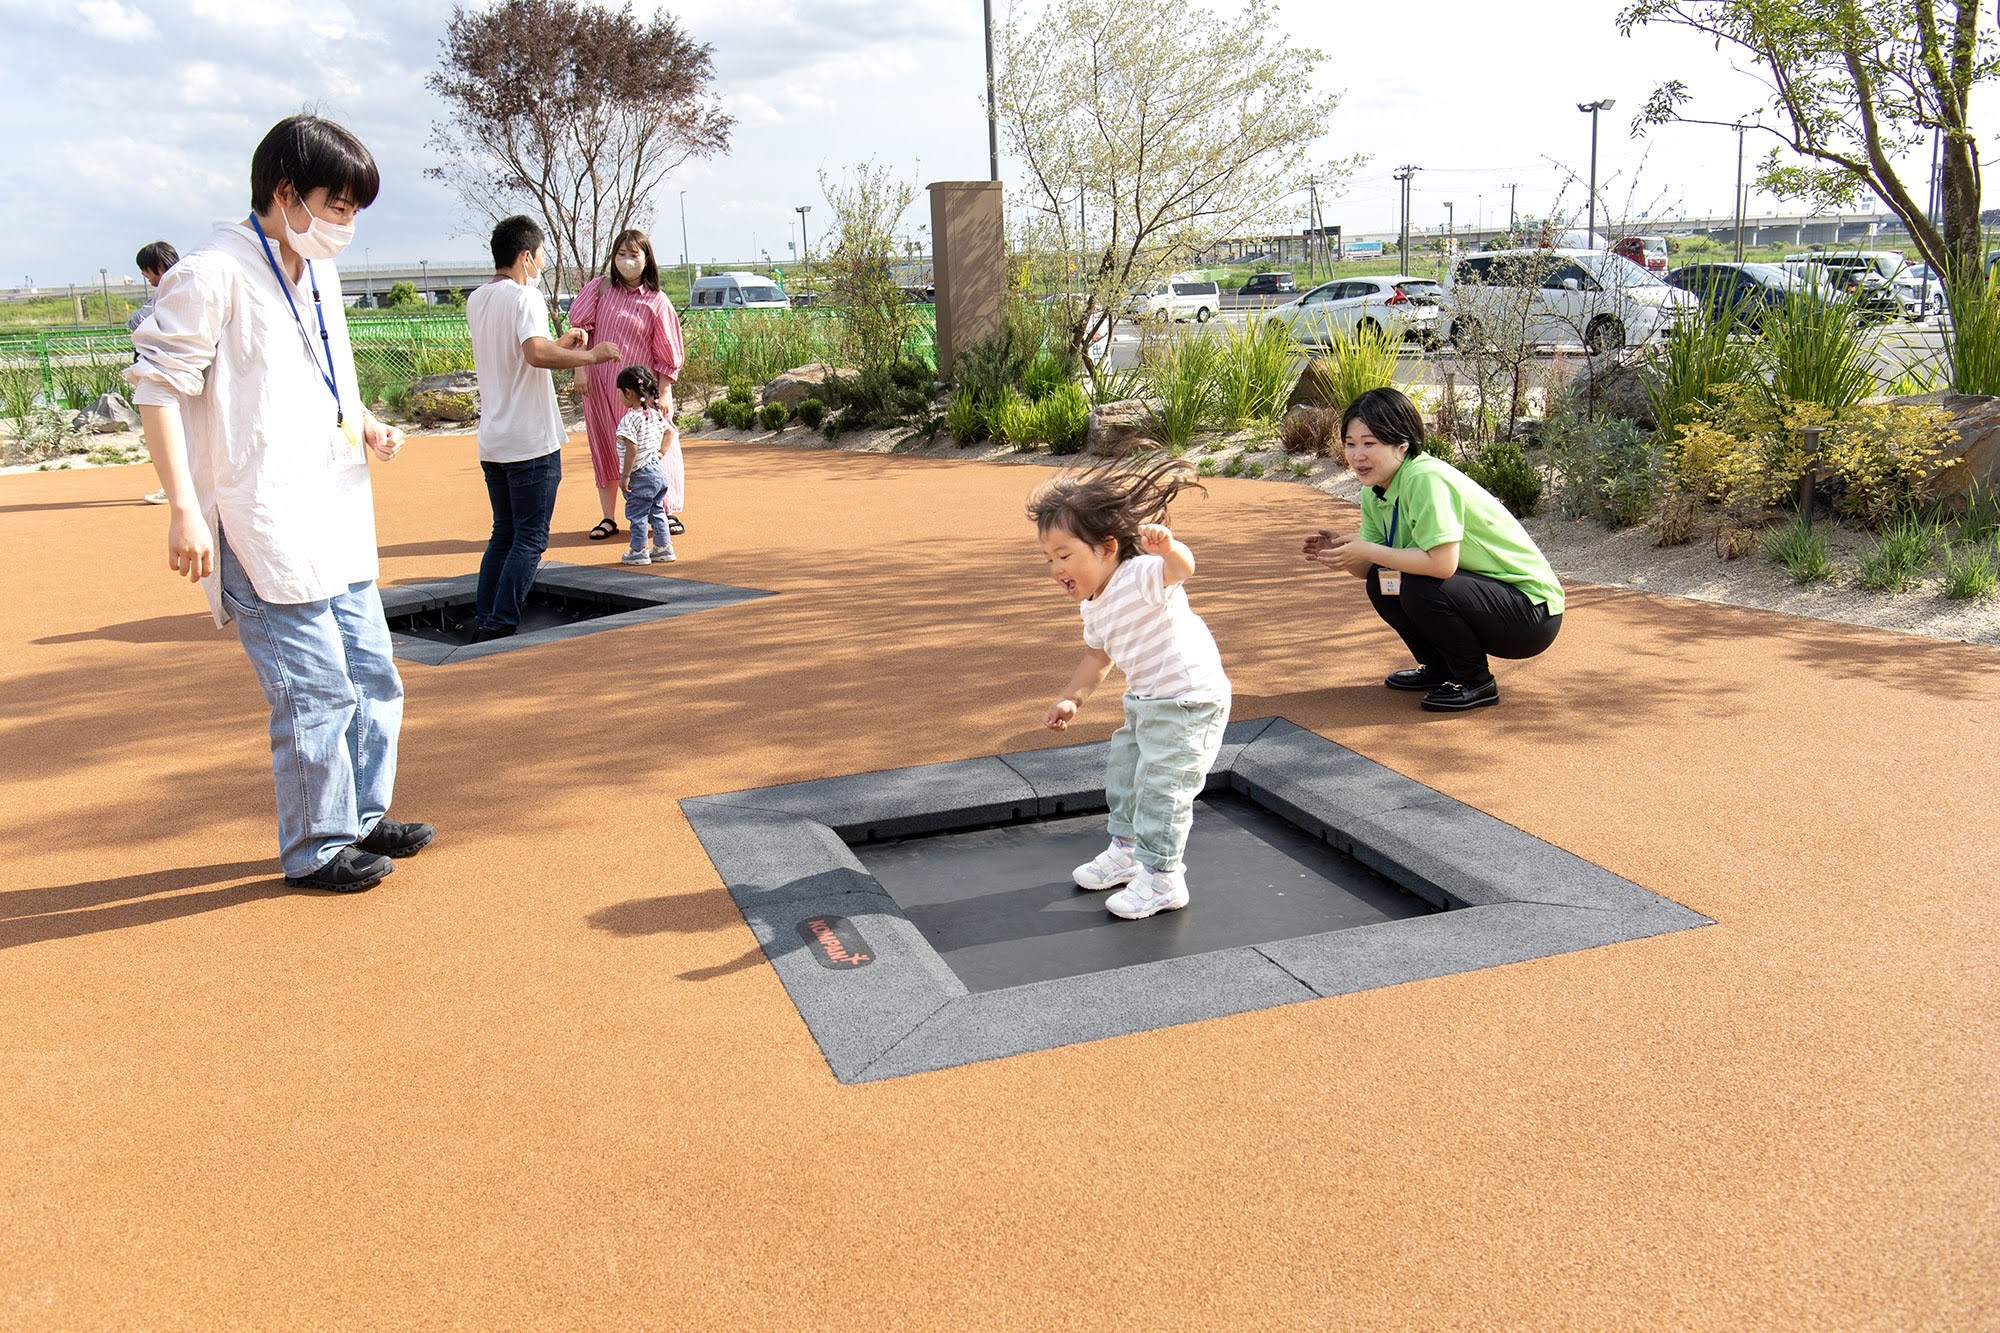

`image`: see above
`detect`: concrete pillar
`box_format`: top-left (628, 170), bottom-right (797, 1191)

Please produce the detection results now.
top-left (928, 180), bottom-right (1005, 376)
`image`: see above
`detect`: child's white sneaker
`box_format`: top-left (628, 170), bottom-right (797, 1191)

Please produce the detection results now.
top-left (1107, 865), bottom-right (1190, 919)
top-left (653, 543), bottom-right (677, 563)
top-left (619, 548), bottom-right (651, 565)
top-left (1073, 838), bottom-right (1140, 891)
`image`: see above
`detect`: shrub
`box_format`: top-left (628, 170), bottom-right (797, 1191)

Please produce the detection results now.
top-left (1759, 513), bottom-right (1833, 582)
top-left (705, 397), bottom-right (731, 425)
top-left (4, 408), bottom-right (82, 465)
top-left (1455, 440), bottom-right (1542, 517)
top-left (1957, 479), bottom-right (2000, 545)
top-left (1221, 453), bottom-right (1246, 477)
top-left (838, 363), bottom-right (933, 427)
top-left (726, 380), bottom-right (754, 407)
top-left (1021, 346), bottom-right (1076, 402)
top-left (1940, 543), bottom-right (1998, 599)
top-left (1818, 402), bottom-right (1959, 528)
top-left (759, 401), bottom-right (789, 432)
top-left (1278, 405), bottom-right (1339, 456)
top-left (1943, 275), bottom-right (2000, 395)
top-left (993, 388), bottom-right (1038, 449)
top-left (1306, 322), bottom-right (1401, 415)
top-left (675, 410), bottom-right (706, 435)
top-left (1143, 333), bottom-right (1222, 450)
top-left (796, 397), bottom-right (827, 430)
top-left (384, 280), bottom-right (421, 308)
top-left (1, 367), bottom-right (40, 426)
top-left (1244, 460), bottom-right (1266, 478)
top-left (1755, 293), bottom-right (1875, 412)
top-left (1645, 303), bottom-right (1753, 432)
top-left (1087, 366), bottom-right (1146, 407)
top-left (1213, 317), bottom-right (1299, 428)
top-left (1542, 413), bottom-right (1658, 526)
top-left (1033, 381), bottom-right (1090, 454)
top-left (1647, 483), bottom-right (1703, 547)
top-left (1856, 509), bottom-right (1946, 590)
top-left (943, 387), bottom-right (990, 444)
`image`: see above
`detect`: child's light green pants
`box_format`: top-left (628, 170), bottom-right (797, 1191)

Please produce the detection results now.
top-left (1103, 693), bottom-right (1231, 873)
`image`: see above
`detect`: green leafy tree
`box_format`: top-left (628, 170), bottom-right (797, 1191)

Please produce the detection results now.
top-left (1619, 0), bottom-right (1995, 280)
top-left (384, 280), bottom-right (421, 309)
top-left (819, 161), bottom-right (923, 372)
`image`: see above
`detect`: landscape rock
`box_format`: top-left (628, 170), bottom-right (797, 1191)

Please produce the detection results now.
top-left (72, 392), bottom-right (140, 435)
top-left (1568, 349), bottom-right (1655, 428)
top-left (405, 371), bottom-right (480, 425)
top-left (1085, 399), bottom-right (1156, 456)
top-left (763, 364), bottom-right (857, 411)
top-left (1875, 391), bottom-right (2000, 503)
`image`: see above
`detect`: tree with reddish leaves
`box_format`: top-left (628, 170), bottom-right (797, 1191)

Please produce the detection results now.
top-left (426, 0), bottom-right (732, 303)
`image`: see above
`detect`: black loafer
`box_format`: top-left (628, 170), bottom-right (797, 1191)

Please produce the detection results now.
top-left (1420, 679), bottom-right (1500, 712)
top-left (357, 817), bottom-right (436, 858)
top-left (285, 845), bottom-right (394, 892)
top-left (1386, 667), bottom-right (1451, 692)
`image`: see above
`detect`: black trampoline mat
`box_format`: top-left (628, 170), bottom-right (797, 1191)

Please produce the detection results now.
top-left (854, 791), bottom-right (1435, 992)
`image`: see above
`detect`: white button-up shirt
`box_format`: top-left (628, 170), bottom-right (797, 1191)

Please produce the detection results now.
top-left (128, 221), bottom-right (378, 624)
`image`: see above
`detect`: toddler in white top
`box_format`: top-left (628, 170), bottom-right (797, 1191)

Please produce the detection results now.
top-left (1031, 456), bottom-right (1231, 919)
top-left (614, 364), bottom-right (680, 564)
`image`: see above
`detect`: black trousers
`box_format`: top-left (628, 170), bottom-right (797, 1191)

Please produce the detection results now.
top-left (1366, 568), bottom-right (1561, 686)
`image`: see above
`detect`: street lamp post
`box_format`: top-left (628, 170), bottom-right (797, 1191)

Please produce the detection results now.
top-left (795, 205), bottom-right (812, 272)
top-left (679, 190), bottom-right (691, 286)
top-left (983, 0), bottom-right (999, 182)
top-left (363, 247), bottom-right (372, 306)
top-left (419, 258), bottom-right (430, 305)
top-left (1733, 121), bottom-right (1749, 262)
top-left (99, 267), bottom-right (110, 323)
top-left (1577, 98), bottom-right (1616, 248)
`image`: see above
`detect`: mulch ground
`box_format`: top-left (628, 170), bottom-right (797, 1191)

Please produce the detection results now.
top-left (3, 432), bottom-right (1995, 1328)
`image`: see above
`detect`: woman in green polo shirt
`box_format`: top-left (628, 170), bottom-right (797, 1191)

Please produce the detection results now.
top-left (1303, 387), bottom-right (1563, 712)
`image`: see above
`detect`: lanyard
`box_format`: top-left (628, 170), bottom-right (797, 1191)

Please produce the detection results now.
top-left (1385, 498), bottom-right (1401, 548)
top-left (250, 215), bottom-right (343, 426)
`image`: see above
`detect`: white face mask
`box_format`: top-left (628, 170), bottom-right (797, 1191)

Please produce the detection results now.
top-left (614, 253), bottom-right (644, 280)
top-left (283, 195), bottom-right (355, 261)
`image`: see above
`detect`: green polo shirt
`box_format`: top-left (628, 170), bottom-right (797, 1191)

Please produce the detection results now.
top-left (1358, 452), bottom-right (1565, 614)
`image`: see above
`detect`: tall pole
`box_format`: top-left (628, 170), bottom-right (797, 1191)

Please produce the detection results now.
top-left (1578, 99), bottom-right (1614, 247)
top-left (1393, 165), bottom-right (1419, 270)
top-left (796, 205), bottom-right (811, 272)
top-left (679, 189), bottom-right (690, 286)
top-left (983, 0), bottom-right (999, 182)
top-left (1443, 202), bottom-right (1454, 279)
top-left (1733, 123), bottom-right (1747, 261)
top-left (364, 247), bottom-right (372, 305)
top-left (99, 267), bottom-right (110, 322)
top-left (1507, 183), bottom-right (1518, 237)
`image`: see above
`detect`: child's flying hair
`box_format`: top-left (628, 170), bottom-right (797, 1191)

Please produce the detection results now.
top-left (614, 363), bottom-right (662, 412)
top-left (1026, 451), bottom-right (1206, 560)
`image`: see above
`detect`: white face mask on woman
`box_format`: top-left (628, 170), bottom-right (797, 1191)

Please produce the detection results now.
top-left (614, 253), bottom-right (645, 282)
top-left (283, 194), bottom-right (355, 261)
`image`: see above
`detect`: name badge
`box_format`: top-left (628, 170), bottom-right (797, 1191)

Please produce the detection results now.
top-left (330, 418), bottom-right (363, 464)
top-left (1378, 568), bottom-right (1402, 595)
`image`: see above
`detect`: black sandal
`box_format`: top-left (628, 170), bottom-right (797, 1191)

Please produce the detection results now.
top-left (668, 515), bottom-right (685, 535)
top-left (588, 519), bottom-right (617, 541)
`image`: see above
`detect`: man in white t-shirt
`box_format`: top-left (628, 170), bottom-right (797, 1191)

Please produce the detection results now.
top-left (466, 215), bottom-right (620, 639)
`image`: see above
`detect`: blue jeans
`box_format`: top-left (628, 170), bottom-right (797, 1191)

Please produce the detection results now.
top-left (1104, 693), bottom-right (1231, 873)
top-left (477, 449), bottom-right (562, 630)
top-left (624, 463), bottom-right (669, 552)
top-left (219, 533), bottom-right (403, 877)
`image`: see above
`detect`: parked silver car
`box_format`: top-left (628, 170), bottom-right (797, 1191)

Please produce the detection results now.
top-left (1259, 275), bottom-right (1444, 347)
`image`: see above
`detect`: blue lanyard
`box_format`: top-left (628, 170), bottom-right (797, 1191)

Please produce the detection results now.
top-left (1385, 499), bottom-right (1400, 548)
top-left (250, 215), bottom-right (343, 426)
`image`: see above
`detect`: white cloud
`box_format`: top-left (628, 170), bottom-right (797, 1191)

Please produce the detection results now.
top-left (721, 92), bottom-right (783, 127)
top-left (74, 0), bottom-right (159, 42)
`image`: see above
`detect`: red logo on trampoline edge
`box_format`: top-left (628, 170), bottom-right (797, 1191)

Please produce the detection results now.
top-left (798, 916), bottom-right (874, 969)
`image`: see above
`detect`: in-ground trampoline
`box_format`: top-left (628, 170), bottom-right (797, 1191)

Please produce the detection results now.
top-left (380, 562), bottom-right (773, 666)
top-left (682, 718), bottom-right (1711, 1083)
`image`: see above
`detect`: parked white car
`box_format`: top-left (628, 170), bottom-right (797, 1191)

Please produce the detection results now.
top-left (1444, 249), bottom-right (1697, 353)
top-left (1259, 275), bottom-right (1444, 347)
top-left (1892, 263), bottom-right (1946, 322)
top-left (687, 271), bottom-right (790, 309)
top-left (1125, 278), bottom-right (1221, 323)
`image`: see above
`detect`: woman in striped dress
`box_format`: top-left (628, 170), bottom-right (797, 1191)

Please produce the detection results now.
top-left (569, 229), bottom-right (686, 540)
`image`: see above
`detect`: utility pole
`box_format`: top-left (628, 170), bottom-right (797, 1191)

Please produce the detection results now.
top-left (795, 205), bottom-right (812, 272)
top-left (1306, 176), bottom-right (1321, 284)
top-left (1443, 202), bottom-right (1454, 279)
top-left (679, 189), bottom-right (691, 288)
top-left (1506, 183), bottom-right (1518, 239)
top-left (983, 0), bottom-right (999, 182)
top-left (1733, 121), bottom-right (1747, 261)
top-left (1577, 98), bottom-right (1615, 248)
top-left (99, 267), bottom-right (110, 323)
top-left (1393, 165), bottom-right (1420, 271)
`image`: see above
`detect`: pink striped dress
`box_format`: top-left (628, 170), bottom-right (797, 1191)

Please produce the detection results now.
top-left (569, 277), bottom-right (686, 506)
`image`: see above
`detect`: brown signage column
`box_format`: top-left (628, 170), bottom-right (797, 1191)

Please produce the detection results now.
top-left (928, 180), bottom-right (1005, 376)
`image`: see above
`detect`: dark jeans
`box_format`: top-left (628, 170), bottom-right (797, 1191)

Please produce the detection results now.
top-left (1367, 568), bottom-right (1561, 687)
top-left (476, 450), bottom-right (562, 631)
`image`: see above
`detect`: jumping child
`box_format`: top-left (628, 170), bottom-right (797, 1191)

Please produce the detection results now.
top-left (1030, 456), bottom-right (1231, 919)
top-left (614, 365), bottom-right (682, 565)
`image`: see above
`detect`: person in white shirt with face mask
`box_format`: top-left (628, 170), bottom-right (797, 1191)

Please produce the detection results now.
top-left (128, 115), bottom-right (434, 894)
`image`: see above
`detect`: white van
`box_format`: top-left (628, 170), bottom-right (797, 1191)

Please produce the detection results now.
top-left (687, 271), bottom-right (789, 310)
top-left (1125, 278), bottom-right (1222, 323)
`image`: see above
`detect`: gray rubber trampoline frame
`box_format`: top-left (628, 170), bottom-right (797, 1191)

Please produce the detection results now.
top-left (680, 717), bottom-right (1712, 1083)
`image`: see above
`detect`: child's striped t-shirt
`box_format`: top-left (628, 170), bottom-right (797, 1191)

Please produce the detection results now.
top-left (1078, 554), bottom-right (1229, 703)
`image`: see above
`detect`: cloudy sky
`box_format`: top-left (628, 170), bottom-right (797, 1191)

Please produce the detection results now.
top-left (0, 0), bottom-right (1969, 287)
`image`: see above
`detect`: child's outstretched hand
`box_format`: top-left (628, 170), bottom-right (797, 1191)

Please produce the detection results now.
top-left (1044, 699), bottom-right (1078, 731)
top-left (1138, 523), bottom-right (1174, 556)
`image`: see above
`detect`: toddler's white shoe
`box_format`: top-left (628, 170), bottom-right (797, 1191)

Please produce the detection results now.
top-left (653, 543), bottom-right (677, 563)
top-left (620, 548), bottom-right (652, 564)
top-left (1106, 865), bottom-right (1190, 919)
top-left (1072, 839), bottom-right (1140, 891)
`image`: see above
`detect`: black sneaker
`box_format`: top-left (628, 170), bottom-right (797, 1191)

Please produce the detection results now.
top-left (467, 624), bottom-right (517, 644)
top-left (1386, 666), bottom-right (1451, 692)
top-left (357, 817), bottom-right (436, 858)
top-left (1421, 679), bottom-right (1500, 713)
top-left (285, 846), bottom-right (395, 892)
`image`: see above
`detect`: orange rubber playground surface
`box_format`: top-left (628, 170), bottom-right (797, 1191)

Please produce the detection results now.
top-left (4, 431), bottom-right (1997, 1328)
